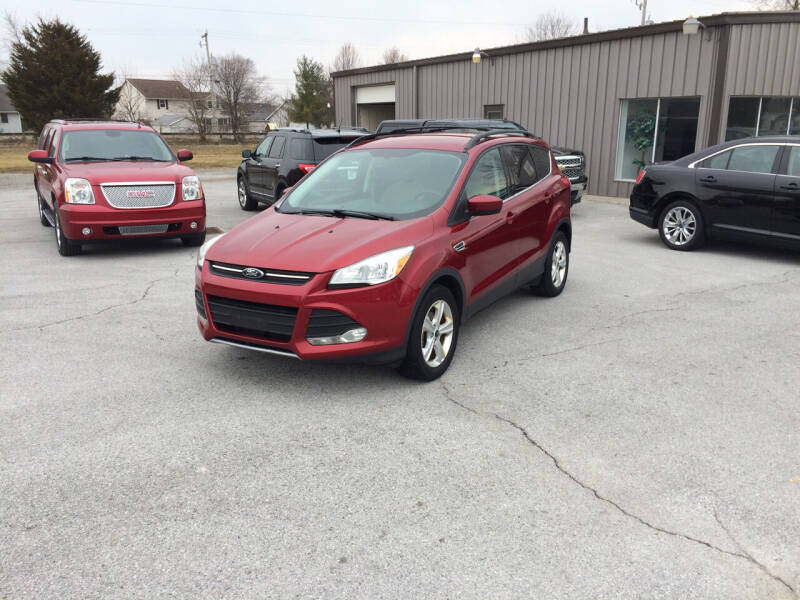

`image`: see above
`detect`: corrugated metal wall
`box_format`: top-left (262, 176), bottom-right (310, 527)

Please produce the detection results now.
top-left (334, 22), bottom-right (800, 197)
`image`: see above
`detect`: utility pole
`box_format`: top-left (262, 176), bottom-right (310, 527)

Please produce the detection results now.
top-left (200, 31), bottom-right (216, 130)
top-left (633, 0), bottom-right (648, 25)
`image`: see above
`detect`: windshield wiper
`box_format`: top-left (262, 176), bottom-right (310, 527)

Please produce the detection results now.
top-left (332, 209), bottom-right (395, 221)
top-left (112, 156), bottom-right (170, 162)
top-left (64, 156), bottom-right (108, 162)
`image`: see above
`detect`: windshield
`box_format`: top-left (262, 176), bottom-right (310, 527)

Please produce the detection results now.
top-left (59, 130), bottom-right (175, 163)
top-left (278, 148), bottom-right (466, 220)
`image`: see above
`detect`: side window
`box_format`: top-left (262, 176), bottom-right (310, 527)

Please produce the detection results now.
top-left (464, 148), bottom-right (509, 200)
top-left (501, 145), bottom-right (538, 193)
top-left (47, 130), bottom-right (59, 157)
top-left (289, 138), bottom-right (312, 160)
top-left (255, 136), bottom-right (273, 157)
top-left (727, 145), bottom-right (780, 174)
top-left (787, 147), bottom-right (800, 178)
top-left (700, 150), bottom-right (731, 170)
top-left (268, 136), bottom-right (286, 159)
top-left (529, 146), bottom-right (552, 181)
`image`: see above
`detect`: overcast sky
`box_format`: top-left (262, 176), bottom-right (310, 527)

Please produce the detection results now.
top-left (2, 0), bottom-right (752, 97)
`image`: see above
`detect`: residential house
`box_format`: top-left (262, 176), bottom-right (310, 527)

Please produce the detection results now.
top-left (0, 84), bottom-right (23, 133)
top-left (114, 78), bottom-right (196, 124)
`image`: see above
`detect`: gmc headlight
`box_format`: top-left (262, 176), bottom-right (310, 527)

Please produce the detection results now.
top-left (329, 246), bottom-right (413, 288)
top-left (182, 175), bottom-right (203, 201)
top-left (64, 178), bottom-right (95, 204)
top-left (196, 233), bottom-right (224, 268)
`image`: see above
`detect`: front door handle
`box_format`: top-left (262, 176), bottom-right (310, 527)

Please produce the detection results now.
top-left (505, 211), bottom-right (515, 223)
top-left (779, 183), bottom-right (798, 190)
top-left (700, 176), bottom-right (716, 183)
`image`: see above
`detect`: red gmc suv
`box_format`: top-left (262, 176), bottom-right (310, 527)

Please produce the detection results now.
top-left (29, 119), bottom-right (206, 256)
top-left (196, 127), bottom-right (571, 380)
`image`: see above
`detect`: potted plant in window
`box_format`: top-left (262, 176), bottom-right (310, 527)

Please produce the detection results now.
top-left (627, 109), bottom-right (656, 171)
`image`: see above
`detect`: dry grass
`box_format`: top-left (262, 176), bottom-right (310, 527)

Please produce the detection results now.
top-left (0, 143), bottom-right (246, 172)
top-left (0, 144), bottom-right (32, 172)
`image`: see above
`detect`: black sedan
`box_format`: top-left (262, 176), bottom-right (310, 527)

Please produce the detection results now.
top-left (629, 136), bottom-right (800, 251)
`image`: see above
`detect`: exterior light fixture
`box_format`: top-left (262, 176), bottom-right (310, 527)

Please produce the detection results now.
top-left (472, 48), bottom-right (491, 64)
top-left (682, 16), bottom-right (703, 35)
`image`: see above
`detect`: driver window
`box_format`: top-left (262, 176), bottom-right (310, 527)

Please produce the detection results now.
top-left (464, 148), bottom-right (509, 199)
top-left (255, 136), bottom-right (273, 157)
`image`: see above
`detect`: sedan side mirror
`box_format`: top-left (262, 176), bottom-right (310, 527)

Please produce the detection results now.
top-left (28, 149), bottom-right (53, 164)
top-left (177, 149), bottom-right (193, 162)
top-left (242, 149), bottom-right (252, 159)
top-left (468, 194), bottom-right (503, 216)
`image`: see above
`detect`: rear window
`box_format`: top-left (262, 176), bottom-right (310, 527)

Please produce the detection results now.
top-left (313, 138), bottom-right (359, 161)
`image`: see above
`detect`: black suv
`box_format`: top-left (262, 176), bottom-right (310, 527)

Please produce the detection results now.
top-left (237, 128), bottom-right (368, 210)
top-left (376, 119), bottom-right (588, 205)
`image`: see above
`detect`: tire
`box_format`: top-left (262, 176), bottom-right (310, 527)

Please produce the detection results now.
top-left (37, 190), bottom-right (51, 227)
top-left (533, 231), bottom-right (569, 297)
top-left (658, 199), bottom-right (705, 251)
top-left (398, 285), bottom-right (460, 381)
top-left (237, 176), bottom-right (258, 211)
top-left (270, 185), bottom-right (285, 207)
top-left (181, 231), bottom-right (206, 247)
top-left (54, 207), bottom-right (81, 256)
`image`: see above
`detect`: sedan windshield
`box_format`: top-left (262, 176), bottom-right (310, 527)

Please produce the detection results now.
top-left (59, 130), bottom-right (175, 163)
top-left (279, 148), bottom-right (466, 220)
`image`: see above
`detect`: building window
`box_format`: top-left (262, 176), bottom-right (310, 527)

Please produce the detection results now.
top-left (0, 113), bottom-right (8, 124)
top-left (207, 100), bottom-right (213, 109)
top-left (157, 99), bottom-right (168, 109)
top-left (726, 96), bottom-right (800, 140)
top-left (615, 97), bottom-right (700, 181)
top-left (484, 104), bottom-right (504, 120)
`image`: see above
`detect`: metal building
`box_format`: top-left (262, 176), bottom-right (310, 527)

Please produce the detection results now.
top-left (332, 12), bottom-right (800, 197)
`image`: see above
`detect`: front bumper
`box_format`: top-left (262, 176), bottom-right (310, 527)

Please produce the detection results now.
top-left (195, 263), bottom-right (415, 363)
top-left (570, 178), bottom-right (587, 205)
top-left (59, 200), bottom-right (206, 240)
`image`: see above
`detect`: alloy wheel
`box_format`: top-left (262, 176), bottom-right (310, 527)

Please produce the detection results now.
top-left (420, 299), bottom-right (454, 368)
top-left (551, 240), bottom-right (568, 287)
top-left (662, 206), bottom-right (697, 246)
top-left (238, 179), bottom-right (247, 208)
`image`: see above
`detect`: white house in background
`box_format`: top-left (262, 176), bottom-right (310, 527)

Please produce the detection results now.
top-left (0, 84), bottom-right (23, 133)
top-left (113, 78), bottom-right (196, 124)
top-left (152, 114), bottom-right (197, 134)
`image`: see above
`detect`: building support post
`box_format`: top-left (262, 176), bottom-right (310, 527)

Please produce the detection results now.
top-left (706, 24), bottom-right (730, 148)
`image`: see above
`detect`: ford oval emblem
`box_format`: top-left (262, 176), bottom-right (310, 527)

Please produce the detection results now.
top-left (242, 267), bottom-right (264, 279)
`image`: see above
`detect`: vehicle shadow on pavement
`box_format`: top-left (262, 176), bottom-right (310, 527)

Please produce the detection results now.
top-left (75, 237), bottom-right (195, 257)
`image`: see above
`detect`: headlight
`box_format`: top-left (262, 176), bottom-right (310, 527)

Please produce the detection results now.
top-left (196, 233), bottom-right (224, 268)
top-left (182, 175), bottom-right (203, 201)
top-left (329, 246), bottom-right (413, 288)
top-left (64, 178), bottom-right (95, 204)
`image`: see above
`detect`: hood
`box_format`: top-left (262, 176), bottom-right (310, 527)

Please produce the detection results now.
top-left (61, 160), bottom-right (195, 184)
top-left (208, 208), bottom-right (434, 273)
top-left (551, 146), bottom-right (584, 157)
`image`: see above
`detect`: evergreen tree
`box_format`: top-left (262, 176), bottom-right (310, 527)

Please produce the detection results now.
top-left (1, 18), bottom-right (118, 133)
top-left (287, 56), bottom-right (331, 128)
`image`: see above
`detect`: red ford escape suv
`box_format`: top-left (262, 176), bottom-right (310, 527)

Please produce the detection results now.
top-left (28, 119), bottom-right (206, 256)
top-left (196, 127), bottom-right (572, 380)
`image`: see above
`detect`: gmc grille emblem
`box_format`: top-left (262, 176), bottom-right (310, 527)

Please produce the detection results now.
top-left (127, 190), bottom-right (156, 198)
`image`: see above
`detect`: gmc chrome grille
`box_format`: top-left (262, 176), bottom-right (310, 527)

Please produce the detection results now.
top-left (101, 182), bottom-right (176, 209)
top-left (209, 261), bottom-right (314, 285)
top-left (555, 155), bottom-right (585, 182)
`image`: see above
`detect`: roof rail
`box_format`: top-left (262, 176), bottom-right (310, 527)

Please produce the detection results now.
top-left (463, 129), bottom-right (537, 150)
top-left (49, 118), bottom-right (145, 126)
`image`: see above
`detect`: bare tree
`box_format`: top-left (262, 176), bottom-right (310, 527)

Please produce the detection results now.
top-left (113, 71), bottom-right (144, 122)
top-left (754, 0), bottom-right (798, 9)
top-left (215, 53), bottom-right (263, 142)
top-left (525, 11), bottom-right (578, 41)
top-left (332, 42), bottom-right (361, 72)
top-left (173, 56), bottom-right (213, 141)
top-left (1, 10), bottom-right (21, 71)
top-left (381, 47), bottom-right (408, 65)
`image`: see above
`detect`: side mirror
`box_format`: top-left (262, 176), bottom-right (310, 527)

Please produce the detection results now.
top-left (28, 149), bottom-right (52, 164)
top-left (467, 194), bottom-right (503, 216)
top-left (177, 149), bottom-right (193, 162)
top-left (242, 149), bottom-right (252, 159)
top-left (280, 186), bottom-right (293, 198)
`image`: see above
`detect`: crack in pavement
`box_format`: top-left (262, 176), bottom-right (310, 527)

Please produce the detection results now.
top-left (438, 382), bottom-right (798, 597)
top-left (12, 268), bottom-right (183, 332)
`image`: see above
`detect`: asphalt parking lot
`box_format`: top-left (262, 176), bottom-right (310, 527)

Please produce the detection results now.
top-left (1, 170), bottom-right (799, 599)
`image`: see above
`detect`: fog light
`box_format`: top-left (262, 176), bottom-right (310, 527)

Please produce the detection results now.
top-left (81, 227), bottom-right (91, 236)
top-left (190, 221), bottom-right (198, 229)
top-left (307, 327), bottom-right (367, 346)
